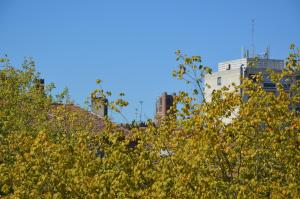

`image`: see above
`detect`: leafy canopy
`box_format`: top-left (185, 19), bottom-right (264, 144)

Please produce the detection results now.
top-left (0, 46), bottom-right (300, 198)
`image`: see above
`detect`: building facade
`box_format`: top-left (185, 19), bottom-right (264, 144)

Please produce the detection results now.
top-left (204, 57), bottom-right (285, 102)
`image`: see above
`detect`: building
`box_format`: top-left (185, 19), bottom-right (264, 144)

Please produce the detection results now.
top-left (51, 103), bottom-right (106, 132)
top-left (204, 52), bottom-right (285, 102)
top-left (155, 92), bottom-right (175, 125)
top-left (51, 103), bottom-right (131, 137)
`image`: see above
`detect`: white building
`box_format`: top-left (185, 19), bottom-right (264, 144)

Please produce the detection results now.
top-left (204, 56), bottom-right (285, 102)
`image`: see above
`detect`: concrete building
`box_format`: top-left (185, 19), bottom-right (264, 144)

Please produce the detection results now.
top-left (155, 92), bottom-right (175, 125)
top-left (204, 54), bottom-right (285, 102)
top-left (91, 95), bottom-right (108, 118)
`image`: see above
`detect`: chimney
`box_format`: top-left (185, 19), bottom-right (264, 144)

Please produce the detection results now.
top-left (91, 95), bottom-right (108, 118)
top-left (155, 92), bottom-right (174, 125)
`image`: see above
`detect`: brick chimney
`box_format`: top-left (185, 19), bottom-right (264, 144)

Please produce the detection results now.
top-left (155, 92), bottom-right (175, 125)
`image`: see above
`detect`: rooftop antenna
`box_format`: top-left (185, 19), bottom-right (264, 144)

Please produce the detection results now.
top-left (241, 46), bottom-right (244, 58)
top-left (267, 46), bottom-right (270, 59)
top-left (143, 113), bottom-right (150, 120)
top-left (135, 108), bottom-right (138, 122)
top-left (251, 19), bottom-right (255, 57)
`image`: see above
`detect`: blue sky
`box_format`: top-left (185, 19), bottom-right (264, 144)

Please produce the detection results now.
top-left (1, 0), bottom-right (299, 122)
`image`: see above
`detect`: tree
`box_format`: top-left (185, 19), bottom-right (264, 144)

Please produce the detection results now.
top-left (0, 46), bottom-right (300, 198)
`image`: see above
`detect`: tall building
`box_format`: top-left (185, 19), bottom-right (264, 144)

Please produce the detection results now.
top-left (91, 95), bottom-right (108, 118)
top-left (204, 52), bottom-right (285, 102)
top-left (155, 92), bottom-right (175, 125)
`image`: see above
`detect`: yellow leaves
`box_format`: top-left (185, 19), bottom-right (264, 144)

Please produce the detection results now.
top-left (1, 47), bottom-right (300, 198)
top-left (95, 79), bottom-right (101, 84)
top-left (1, 184), bottom-right (9, 194)
top-left (52, 193), bottom-right (62, 199)
top-left (175, 49), bottom-right (181, 56)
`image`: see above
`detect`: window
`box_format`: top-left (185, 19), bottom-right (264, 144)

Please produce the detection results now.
top-left (227, 64), bottom-right (231, 70)
top-left (282, 83), bottom-right (291, 90)
top-left (217, 77), bottom-right (222, 86)
top-left (263, 83), bottom-right (276, 88)
top-left (296, 107), bottom-right (300, 115)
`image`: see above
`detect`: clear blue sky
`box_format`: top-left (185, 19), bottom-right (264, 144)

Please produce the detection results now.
top-left (1, 0), bottom-right (299, 122)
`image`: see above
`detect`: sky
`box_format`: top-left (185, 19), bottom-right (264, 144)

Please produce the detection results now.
top-left (1, 0), bottom-right (300, 123)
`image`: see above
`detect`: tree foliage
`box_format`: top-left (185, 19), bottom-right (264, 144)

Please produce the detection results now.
top-left (0, 47), bottom-right (300, 198)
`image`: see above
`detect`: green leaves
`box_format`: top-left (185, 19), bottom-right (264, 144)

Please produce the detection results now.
top-left (175, 49), bottom-right (181, 56)
top-left (0, 58), bottom-right (9, 63)
top-left (290, 43), bottom-right (295, 50)
top-left (96, 79), bottom-right (102, 84)
top-left (193, 89), bottom-right (198, 95)
top-left (204, 66), bottom-right (212, 74)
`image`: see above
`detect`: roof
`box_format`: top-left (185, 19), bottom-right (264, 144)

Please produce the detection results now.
top-left (50, 103), bottom-right (130, 136)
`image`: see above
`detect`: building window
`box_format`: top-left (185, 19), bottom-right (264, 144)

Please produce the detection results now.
top-left (217, 77), bottom-right (221, 86)
top-left (282, 83), bottom-right (291, 90)
top-left (227, 64), bottom-right (231, 70)
top-left (263, 83), bottom-right (276, 88)
top-left (296, 107), bottom-right (300, 115)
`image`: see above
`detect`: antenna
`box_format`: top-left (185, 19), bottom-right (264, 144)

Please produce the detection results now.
top-left (241, 46), bottom-right (244, 58)
top-left (251, 19), bottom-right (255, 57)
top-left (135, 108), bottom-right (138, 121)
